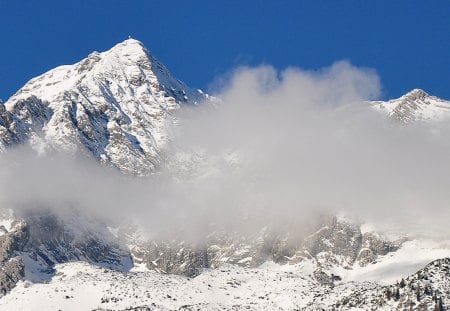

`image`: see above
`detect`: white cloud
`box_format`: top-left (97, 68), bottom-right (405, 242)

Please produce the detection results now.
top-left (1, 61), bottom-right (449, 240)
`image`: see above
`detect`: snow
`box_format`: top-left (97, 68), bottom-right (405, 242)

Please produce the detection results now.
top-left (0, 219), bottom-right (14, 235)
top-left (3, 237), bottom-right (450, 311)
top-left (371, 89), bottom-right (450, 123)
top-left (360, 222), bottom-right (376, 234)
top-left (0, 261), bottom-right (320, 310)
top-left (237, 257), bottom-right (253, 264)
top-left (3, 38), bottom-right (206, 175)
top-left (0, 209), bottom-right (17, 236)
top-left (336, 239), bottom-right (450, 284)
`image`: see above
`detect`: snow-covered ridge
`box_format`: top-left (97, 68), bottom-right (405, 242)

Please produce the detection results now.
top-left (1, 38), bottom-right (207, 174)
top-left (6, 39), bottom-right (204, 107)
top-left (371, 89), bottom-right (450, 123)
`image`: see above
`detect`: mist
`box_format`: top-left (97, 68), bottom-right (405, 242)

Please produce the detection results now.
top-left (1, 61), bottom-right (450, 240)
top-left (171, 61), bottom-right (450, 236)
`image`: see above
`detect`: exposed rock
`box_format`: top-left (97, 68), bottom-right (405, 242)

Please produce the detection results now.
top-left (126, 216), bottom-right (401, 277)
top-left (20, 209), bottom-right (132, 271)
top-left (0, 215), bottom-right (28, 296)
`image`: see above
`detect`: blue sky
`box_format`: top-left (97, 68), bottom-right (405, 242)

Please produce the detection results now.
top-left (0, 0), bottom-right (449, 100)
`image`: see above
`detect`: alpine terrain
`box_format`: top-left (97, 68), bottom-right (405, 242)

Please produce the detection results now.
top-left (0, 39), bottom-right (449, 310)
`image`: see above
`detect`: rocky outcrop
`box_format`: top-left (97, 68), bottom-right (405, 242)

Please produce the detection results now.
top-left (20, 210), bottom-right (132, 271)
top-left (304, 217), bottom-right (401, 269)
top-left (0, 216), bottom-right (28, 295)
top-left (0, 257), bottom-right (24, 295)
top-left (356, 232), bottom-right (400, 266)
top-left (0, 208), bottom-right (132, 295)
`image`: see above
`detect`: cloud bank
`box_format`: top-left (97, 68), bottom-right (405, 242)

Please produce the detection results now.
top-left (1, 61), bottom-right (450, 239)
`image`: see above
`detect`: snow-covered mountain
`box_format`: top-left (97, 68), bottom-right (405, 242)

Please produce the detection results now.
top-left (1, 39), bottom-right (450, 310)
top-left (2, 38), bottom-right (206, 174)
top-left (0, 38), bottom-right (210, 301)
top-left (372, 88), bottom-right (450, 123)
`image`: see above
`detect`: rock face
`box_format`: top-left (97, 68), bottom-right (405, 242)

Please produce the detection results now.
top-left (0, 212), bottom-right (27, 295)
top-left (2, 39), bottom-right (206, 175)
top-left (21, 210), bottom-right (132, 272)
top-left (0, 208), bottom-right (132, 295)
top-left (304, 217), bottom-right (400, 269)
top-left (126, 216), bottom-right (401, 278)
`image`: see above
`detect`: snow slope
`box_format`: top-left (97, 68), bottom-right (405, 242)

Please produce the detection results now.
top-left (2, 239), bottom-right (450, 311)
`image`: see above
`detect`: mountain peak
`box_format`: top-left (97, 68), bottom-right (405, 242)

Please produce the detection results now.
top-left (403, 88), bottom-right (429, 100)
top-left (108, 38), bottom-right (148, 57)
top-left (2, 39), bottom-right (206, 174)
top-left (94, 38), bottom-right (153, 71)
top-left (372, 89), bottom-right (450, 123)
top-left (120, 37), bottom-right (145, 46)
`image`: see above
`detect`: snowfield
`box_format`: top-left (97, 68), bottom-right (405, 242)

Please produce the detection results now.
top-left (0, 261), bottom-right (320, 311)
top-left (1, 238), bottom-right (449, 310)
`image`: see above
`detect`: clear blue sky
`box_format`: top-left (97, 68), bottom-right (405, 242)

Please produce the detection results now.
top-left (0, 0), bottom-right (449, 100)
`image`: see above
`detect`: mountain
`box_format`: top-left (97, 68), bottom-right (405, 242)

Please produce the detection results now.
top-left (2, 38), bottom-right (206, 175)
top-left (0, 38), bottom-right (209, 298)
top-left (371, 88), bottom-right (450, 123)
top-left (1, 39), bottom-right (450, 310)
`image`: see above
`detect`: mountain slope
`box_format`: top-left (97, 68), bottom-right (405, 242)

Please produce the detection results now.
top-left (332, 257), bottom-right (450, 310)
top-left (2, 38), bottom-right (206, 174)
top-left (1, 255), bottom-right (450, 310)
top-left (371, 88), bottom-right (450, 123)
top-left (125, 215), bottom-right (402, 278)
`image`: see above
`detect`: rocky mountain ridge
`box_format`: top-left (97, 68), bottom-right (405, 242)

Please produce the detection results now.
top-left (125, 215), bottom-right (402, 278)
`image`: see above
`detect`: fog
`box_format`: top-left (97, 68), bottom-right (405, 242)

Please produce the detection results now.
top-left (1, 61), bottom-right (450, 239)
